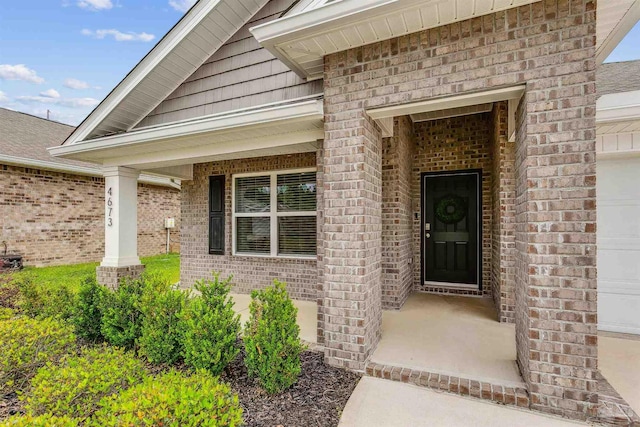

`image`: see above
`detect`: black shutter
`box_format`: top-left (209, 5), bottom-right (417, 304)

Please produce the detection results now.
top-left (209, 175), bottom-right (225, 255)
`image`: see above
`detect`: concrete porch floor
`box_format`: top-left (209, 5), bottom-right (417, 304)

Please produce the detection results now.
top-left (371, 293), bottom-right (523, 387)
top-left (230, 293), bottom-right (318, 344)
top-left (599, 333), bottom-right (640, 415)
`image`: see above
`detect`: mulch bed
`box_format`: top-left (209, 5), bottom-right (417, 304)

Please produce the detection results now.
top-left (1, 350), bottom-right (361, 427)
top-left (0, 392), bottom-right (23, 420)
top-left (222, 350), bottom-right (361, 427)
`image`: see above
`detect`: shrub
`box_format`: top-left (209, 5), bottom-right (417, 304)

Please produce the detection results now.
top-left (243, 280), bottom-right (304, 394)
top-left (88, 369), bottom-right (243, 427)
top-left (17, 277), bottom-right (77, 321)
top-left (99, 276), bottom-right (145, 348)
top-left (70, 277), bottom-right (106, 342)
top-left (25, 345), bottom-right (147, 419)
top-left (0, 414), bottom-right (79, 427)
top-left (0, 317), bottom-right (76, 394)
top-left (138, 275), bottom-right (186, 364)
top-left (178, 274), bottom-right (240, 375)
top-left (0, 307), bottom-right (15, 321)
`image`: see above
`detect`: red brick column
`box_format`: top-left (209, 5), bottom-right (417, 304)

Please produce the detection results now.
top-left (321, 99), bottom-right (383, 370)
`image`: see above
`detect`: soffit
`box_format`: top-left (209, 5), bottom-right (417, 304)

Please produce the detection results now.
top-left (251, 0), bottom-right (541, 79)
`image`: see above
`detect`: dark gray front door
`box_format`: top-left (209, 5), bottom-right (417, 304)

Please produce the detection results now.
top-left (422, 171), bottom-right (481, 287)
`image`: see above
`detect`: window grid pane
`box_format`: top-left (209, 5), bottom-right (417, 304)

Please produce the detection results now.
top-left (236, 217), bottom-right (270, 254)
top-left (277, 172), bottom-right (316, 212)
top-left (235, 176), bottom-right (271, 213)
top-left (278, 216), bottom-right (316, 256)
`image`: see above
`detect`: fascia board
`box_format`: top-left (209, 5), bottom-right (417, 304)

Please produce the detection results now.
top-left (48, 100), bottom-right (324, 157)
top-left (597, 90), bottom-right (640, 123)
top-left (50, 100), bottom-right (324, 159)
top-left (367, 86), bottom-right (526, 119)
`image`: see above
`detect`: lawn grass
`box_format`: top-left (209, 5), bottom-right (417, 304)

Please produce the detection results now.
top-left (12, 253), bottom-right (180, 292)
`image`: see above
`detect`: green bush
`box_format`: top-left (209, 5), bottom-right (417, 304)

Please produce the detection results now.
top-left (243, 280), bottom-right (304, 394)
top-left (99, 276), bottom-right (145, 348)
top-left (25, 345), bottom-right (147, 419)
top-left (0, 414), bottom-right (79, 427)
top-left (0, 307), bottom-right (15, 321)
top-left (70, 277), bottom-right (106, 342)
top-left (0, 317), bottom-right (76, 394)
top-left (178, 274), bottom-right (240, 375)
top-left (138, 275), bottom-right (186, 364)
top-left (88, 369), bottom-right (243, 427)
top-left (17, 277), bottom-right (77, 321)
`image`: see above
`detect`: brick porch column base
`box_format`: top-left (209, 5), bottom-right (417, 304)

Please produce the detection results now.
top-left (96, 264), bottom-right (145, 290)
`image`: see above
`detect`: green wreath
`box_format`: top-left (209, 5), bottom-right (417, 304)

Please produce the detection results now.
top-left (435, 194), bottom-right (467, 224)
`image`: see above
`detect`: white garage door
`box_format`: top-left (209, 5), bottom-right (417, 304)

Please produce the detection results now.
top-left (598, 157), bottom-right (640, 335)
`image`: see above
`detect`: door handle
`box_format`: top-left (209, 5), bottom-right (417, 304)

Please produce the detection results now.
top-left (426, 233), bottom-right (431, 239)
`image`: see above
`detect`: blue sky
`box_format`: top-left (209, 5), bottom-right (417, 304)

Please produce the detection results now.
top-left (0, 1), bottom-right (639, 126)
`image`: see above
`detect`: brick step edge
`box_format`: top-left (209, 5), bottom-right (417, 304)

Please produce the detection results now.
top-left (364, 361), bottom-right (530, 409)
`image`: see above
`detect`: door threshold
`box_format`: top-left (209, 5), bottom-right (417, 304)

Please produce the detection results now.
top-left (423, 281), bottom-right (479, 290)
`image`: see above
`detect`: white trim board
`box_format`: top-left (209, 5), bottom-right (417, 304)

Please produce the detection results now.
top-left (368, 86), bottom-right (525, 141)
top-left (49, 100), bottom-right (324, 173)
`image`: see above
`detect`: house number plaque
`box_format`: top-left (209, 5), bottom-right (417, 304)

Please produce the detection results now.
top-left (107, 187), bottom-right (114, 227)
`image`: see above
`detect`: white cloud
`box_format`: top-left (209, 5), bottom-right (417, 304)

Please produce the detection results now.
top-left (169, 0), bottom-right (196, 12)
top-left (0, 91), bottom-right (9, 103)
top-left (40, 89), bottom-right (61, 98)
top-left (81, 28), bottom-right (155, 42)
top-left (63, 78), bottom-right (91, 90)
top-left (16, 95), bottom-right (100, 109)
top-left (0, 64), bottom-right (44, 84)
top-left (77, 0), bottom-right (113, 11)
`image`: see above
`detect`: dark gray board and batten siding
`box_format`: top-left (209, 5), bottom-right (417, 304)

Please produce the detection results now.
top-left (136, 0), bottom-right (323, 129)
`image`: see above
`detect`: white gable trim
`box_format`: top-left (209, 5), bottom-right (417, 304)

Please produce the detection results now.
top-left (65, 0), bottom-right (269, 146)
top-left (596, 0), bottom-right (640, 64)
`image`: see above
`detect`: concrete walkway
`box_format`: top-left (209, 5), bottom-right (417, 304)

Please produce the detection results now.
top-left (339, 377), bottom-right (585, 427)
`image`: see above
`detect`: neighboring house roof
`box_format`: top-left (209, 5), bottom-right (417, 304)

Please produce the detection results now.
top-left (597, 60), bottom-right (640, 97)
top-left (0, 108), bottom-right (179, 189)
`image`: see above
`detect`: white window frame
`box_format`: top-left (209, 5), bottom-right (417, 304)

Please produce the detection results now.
top-left (231, 168), bottom-right (317, 259)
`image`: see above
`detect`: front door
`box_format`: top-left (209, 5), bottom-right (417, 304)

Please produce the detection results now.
top-left (422, 170), bottom-right (481, 288)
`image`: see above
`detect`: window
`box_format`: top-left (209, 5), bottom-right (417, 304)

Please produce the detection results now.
top-left (232, 169), bottom-right (317, 258)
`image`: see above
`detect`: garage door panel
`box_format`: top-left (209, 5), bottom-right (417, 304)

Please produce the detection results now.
top-left (598, 250), bottom-right (640, 285)
top-left (597, 156), bottom-right (640, 335)
top-left (597, 205), bottom-right (640, 238)
top-left (598, 293), bottom-right (640, 335)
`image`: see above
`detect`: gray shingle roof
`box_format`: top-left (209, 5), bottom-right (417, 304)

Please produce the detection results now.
top-left (0, 107), bottom-right (97, 171)
top-left (597, 60), bottom-right (640, 97)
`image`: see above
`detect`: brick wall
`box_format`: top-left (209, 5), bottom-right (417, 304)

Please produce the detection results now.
top-left (0, 164), bottom-right (180, 267)
top-left (411, 114), bottom-right (493, 297)
top-left (491, 102), bottom-right (516, 323)
top-left (138, 183), bottom-right (181, 256)
top-left (382, 116), bottom-right (414, 309)
top-left (180, 153), bottom-right (318, 301)
top-left (324, 0), bottom-right (597, 418)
